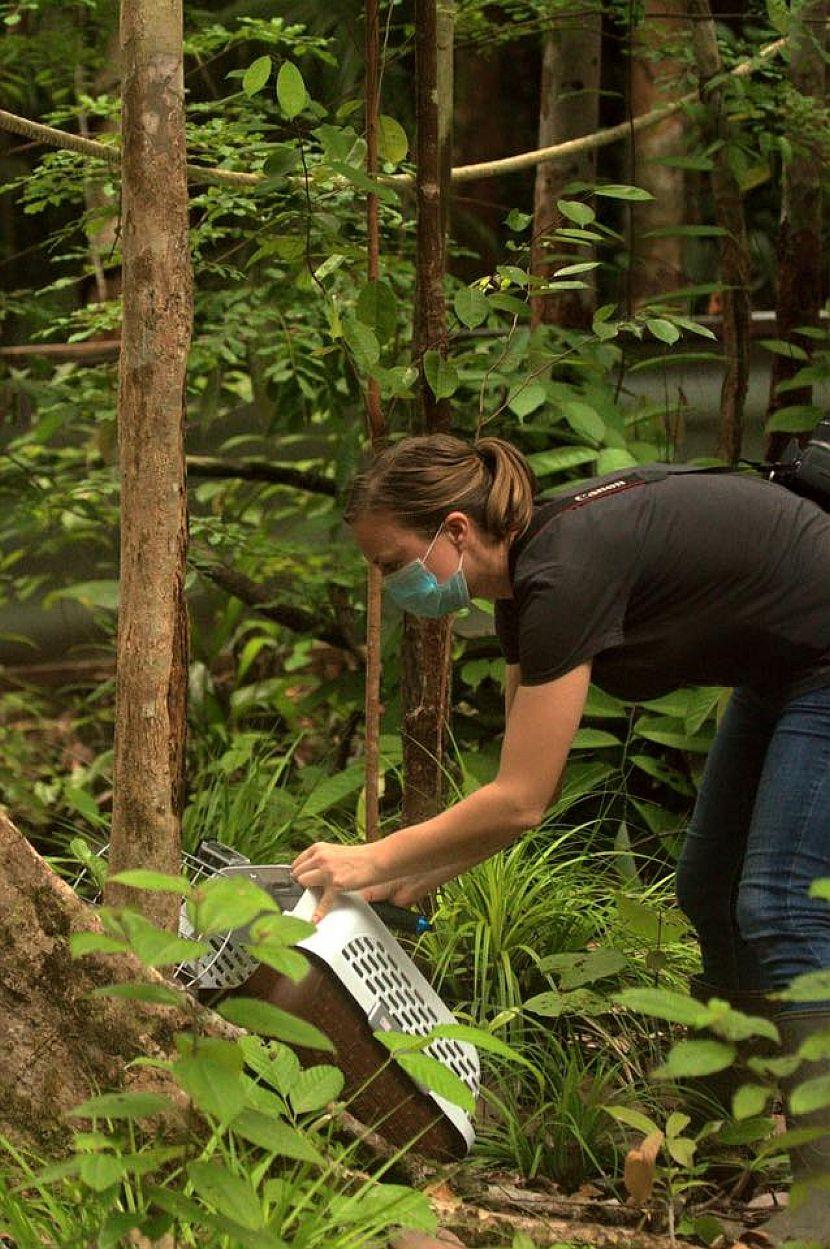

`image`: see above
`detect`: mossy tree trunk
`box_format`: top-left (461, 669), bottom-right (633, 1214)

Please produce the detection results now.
top-left (688, 0), bottom-right (751, 464)
top-left (765, 0), bottom-right (827, 460)
top-left (530, 7), bottom-right (602, 329)
top-left (106, 0), bottom-right (193, 929)
top-left (402, 0), bottom-right (454, 826)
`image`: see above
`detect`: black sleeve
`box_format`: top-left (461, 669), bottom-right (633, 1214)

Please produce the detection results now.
top-left (494, 598), bottom-right (520, 664)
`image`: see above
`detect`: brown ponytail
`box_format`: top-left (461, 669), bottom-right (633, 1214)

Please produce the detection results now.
top-left (344, 433), bottom-right (537, 541)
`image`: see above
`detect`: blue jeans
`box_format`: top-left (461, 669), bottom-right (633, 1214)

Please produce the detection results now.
top-left (676, 684), bottom-right (830, 1014)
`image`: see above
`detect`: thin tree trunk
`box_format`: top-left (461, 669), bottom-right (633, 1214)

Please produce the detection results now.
top-left (766, 0), bottom-right (827, 460)
top-left (403, 0), bottom-right (454, 826)
top-left (629, 0), bottom-right (686, 305)
top-left (363, 0), bottom-right (387, 842)
top-left (106, 0), bottom-right (193, 930)
top-left (530, 9), bottom-right (601, 329)
top-left (688, 0), bottom-right (752, 464)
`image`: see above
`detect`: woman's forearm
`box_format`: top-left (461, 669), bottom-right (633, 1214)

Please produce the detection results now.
top-left (373, 780), bottom-right (538, 883)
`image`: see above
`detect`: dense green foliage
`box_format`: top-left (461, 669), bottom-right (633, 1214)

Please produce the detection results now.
top-left (3, 0), bottom-right (830, 1242)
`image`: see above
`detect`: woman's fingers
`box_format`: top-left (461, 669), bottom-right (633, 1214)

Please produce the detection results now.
top-left (311, 887), bottom-right (339, 924)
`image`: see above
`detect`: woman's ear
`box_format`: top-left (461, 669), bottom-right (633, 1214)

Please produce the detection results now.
top-left (442, 510), bottom-right (471, 549)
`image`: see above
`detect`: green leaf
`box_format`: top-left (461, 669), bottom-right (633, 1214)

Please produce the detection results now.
top-left (240, 1035), bottom-right (300, 1096)
top-left (395, 1052), bottom-right (475, 1113)
top-left (427, 1023), bottom-right (540, 1077)
top-left (245, 943), bottom-right (309, 983)
top-left (571, 727), bottom-right (622, 749)
top-left (188, 876), bottom-right (278, 936)
top-left (777, 970), bottom-right (830, 1002)
top-left (108, 869), bottom-right (192, 895)
top-left (453, 286), bottom-right (489, 329)
top-left (378, 115), bottom-right (408, 164)
top-left (563, 400), bottom-right (605, 443)
top-left (654, 1038), bottom-right (736, 1078)
top-left (187, 1160), bottom-right (264, 1232)
top-left (522, 990), bottom-right (564, 1018)
top-left (666, 1111), bottom-right (691, 1138)
top-left (507, 381), bottom-right (546, 418)
top-left (555, 261), bottom-right (600, 276)
top-left (542, 948), bottom-right (628, 990)
top-left (733, 1083), bottom-right (771, 1119)
top-left (350, 1183), bottom-right (437, 1233)
top-left (423, 350), bottom-right (459, 400)
top-left (90, 982), bottom-right (185, 1007)
top-left (766, 404), bottom-right (823, 434)
top-left (557, 199), bottom-right (595, 226)
top-left (173, 1056), bottom-right (247, 1126)
top-left (759, 338), bottom-right (809, 361)
top-left (614, 987), bottom-right (710, 1027)
top-left (506, 209), bottom-right (533, 231)
top-left (231, 1109), bottom-right (324, 1163)
top-left (343, 318), bottom-right (381, 372)
top-left (646, 318), bottom-right (681, 345)
top-left (289, 1064), bottom-right (344, 1113)
top-left (790, 1074), bottom-right (830, 1115)
top-left (276, 61), bottom-right (307, 119)
top-left (299, 762), bottom-right (365, 816)
top-left (69, 1092), bottom-right (171, 1121)
top-left (604, 1104), bottom-right (661, 1135)
top-left (667, 1136), bottom-right (696, 1166)
top-left (242, 56), bottom-right (272, 97)
top-left (327, 161), bottom-right (399, 203)
top-left (615, 894), bottom-right (689, 945)
top-left (70, 931), bottom-right (129, 958)
top-left (596, 448), bottom-right (638, 474)
top-left (595, 184), bottom-right (653, 201)
top-left (79, 1152), bottom-right (127, 1192)
top-left (528, 446), bottom-right (598, 476)
top-left (218, 997), bottom-right (335, 1052)
top-left (111, 910), bottom-right (209, 969)
top-left (356, 280), bottom-right (397, 344)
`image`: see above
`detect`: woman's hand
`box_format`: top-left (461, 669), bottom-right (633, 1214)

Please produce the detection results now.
top-left (291, 840), bottom-right (387, 922)
top-left (361, 876), bottom-right (435, 907)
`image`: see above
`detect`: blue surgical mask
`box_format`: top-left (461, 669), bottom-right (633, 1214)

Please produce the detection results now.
top-left (383, 524), bottom-right (471, 618)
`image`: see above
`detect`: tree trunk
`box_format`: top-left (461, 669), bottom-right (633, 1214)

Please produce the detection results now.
top-left (530, 9), bottom-right (601, 329)
top-left (688, 0), bottom-right (751, 464)
top-left (363, 0), bottom-right (387, 841)
top-left (403, 0), bottom-right (454, 826)
top-left (0, 812), bottom-right (235, 1154)
top-left (629, 0), bottom-right (686, 305)
top-left (765, 0), bottom-right (827, 460)
top-left (107, 0), bottom-right (193, 930)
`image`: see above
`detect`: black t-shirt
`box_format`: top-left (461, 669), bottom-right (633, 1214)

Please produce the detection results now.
top-left (494, 468), bottom-right (830, 702)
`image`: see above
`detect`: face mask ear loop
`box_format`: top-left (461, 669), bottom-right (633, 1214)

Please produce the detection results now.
top-left (420, 522), bottom-right (444, 567)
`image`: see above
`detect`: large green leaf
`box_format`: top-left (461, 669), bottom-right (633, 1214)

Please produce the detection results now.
top-left (219, 997), bottom-right (335, 1053)
top-left (187, 1161), bottom-right (264, 1232)
top-left (562, 400), bottom-right (605, 443)
top-left (69, 1092), bottom-right (171, 1121)
top-left (242, 56), bottom-right (271, 97)
top-left (231, 1109), bottom-right (323, 1163)
top-left (453, 286), bottom-right (489, 329)
top-left (423, 350), bottom-right (458, 400)
top-left (188, 875), bottom-right (277, 936)
top-left (356, 280), bottom-right (397, 344)
top-left (173, 1056), bottom-right (247, 1126)
top-left (378, 115), bottom-right (408, 163)
top-left (343, 318), bottom-right (380, 372)
top-left (276, 61), bottom-right (307, 119)
top-left (614, 987), bottom-right (710, 1027)
top-left (654, 1038), bottom-right (736, 1079)
top-left (289, 1064), bottom-right (344, 1113)
top-left (396, 1051), bottom-right (475, 1113)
